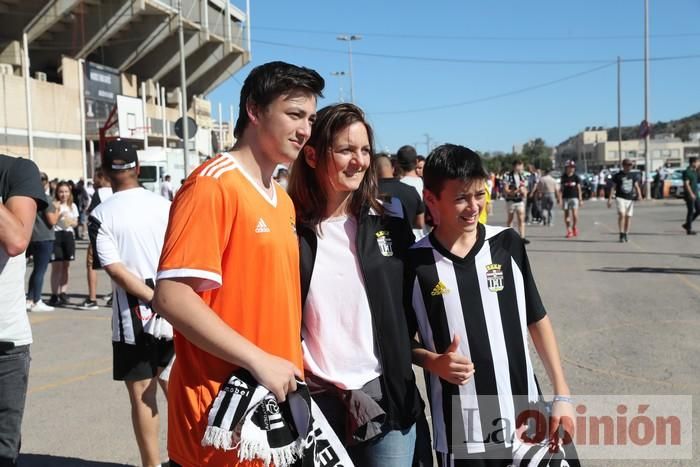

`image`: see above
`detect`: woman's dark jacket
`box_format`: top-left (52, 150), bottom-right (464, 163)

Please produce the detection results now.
top-left (297, 200), bottom-right (422, 431)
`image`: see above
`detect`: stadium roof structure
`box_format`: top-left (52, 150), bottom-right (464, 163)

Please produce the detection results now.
top-left (0, 0), bottom-right (249, 97)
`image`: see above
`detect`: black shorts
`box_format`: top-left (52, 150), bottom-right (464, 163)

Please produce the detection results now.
top-left (112, 337), bottom-right (174, 381)
top-left (51, 230), bottom-right (75, 261)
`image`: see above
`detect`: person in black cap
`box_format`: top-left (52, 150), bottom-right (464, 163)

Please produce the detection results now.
top-left (89, 139), bottom-right (174, 467)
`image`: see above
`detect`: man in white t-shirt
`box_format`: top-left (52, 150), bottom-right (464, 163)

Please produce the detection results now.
top-left (160, 174), bottom-right (174, 201)
top-left (0, 153), bottom-right (47, 466)
top-left (397, 144), bottom-right (424, 199)
top-left (396, 144), bottom-right (426, 239)
top-left (89, 140), bottom-right (172, 467)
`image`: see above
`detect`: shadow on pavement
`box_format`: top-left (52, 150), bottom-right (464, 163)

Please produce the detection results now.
top-left (537, 238), bottom-right (607, 243)
top-left (18, 454), bottom-right (129, 466)
top-left (528, 249), bottom-right (685, 256)
top-left (589, 266), bottom-right (700, 275)
top-left (602, 231), bottom-right (685, 236)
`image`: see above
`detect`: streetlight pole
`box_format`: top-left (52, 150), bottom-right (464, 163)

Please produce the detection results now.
top-left (330, 71), bottom-right (346, 102)
top-left (617, 56), bottom-right (622, 168)
top-left (337, 35), bottom-right (361, 103)
top-left (643, 0), bottom-right (651, 198)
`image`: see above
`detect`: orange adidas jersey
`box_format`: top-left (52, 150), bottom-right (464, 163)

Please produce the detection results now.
top-left (157, 152), bottom-right (303, 466)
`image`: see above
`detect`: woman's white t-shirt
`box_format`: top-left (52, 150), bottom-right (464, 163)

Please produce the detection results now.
top-left (302, 215), bottom-right (382, 390)
top-left (53, 202), bottom-right (79, 233)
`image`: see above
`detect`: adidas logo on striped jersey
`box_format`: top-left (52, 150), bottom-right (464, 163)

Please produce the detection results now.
top-left (431, 280), bottom-right (450, 296)
top-left (255, 218), bottom-right (270, 233)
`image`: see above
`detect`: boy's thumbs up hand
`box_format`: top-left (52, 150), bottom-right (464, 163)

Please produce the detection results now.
top-left (427, 334), bottom-right (475, 386)
top-left (446, 334), bottom-right (461, 353)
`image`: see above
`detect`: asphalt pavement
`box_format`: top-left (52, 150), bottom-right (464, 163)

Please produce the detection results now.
top-left (19, 197), bottom-right (699, 466)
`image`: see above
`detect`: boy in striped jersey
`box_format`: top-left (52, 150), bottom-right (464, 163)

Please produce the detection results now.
top-left (406, 144), bottom-right (578, 467)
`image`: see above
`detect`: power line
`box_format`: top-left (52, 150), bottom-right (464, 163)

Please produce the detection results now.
top-left (253, 39), bottom-right (609, 65)
top-left (254, 25), bottom-right (700, 42)
top-left (368, 62), bottom-right (616, 115)
top-left (253, 39), bottom-right (700, 66)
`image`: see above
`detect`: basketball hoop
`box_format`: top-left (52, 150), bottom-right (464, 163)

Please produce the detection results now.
top-left (128, 126), bottom-right (151, 138)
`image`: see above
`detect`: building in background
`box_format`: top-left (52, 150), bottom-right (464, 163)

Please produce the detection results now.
top-left (0, 0), bottom-right (249, 181)
top-left (555, 127), bottom-right (700, 172)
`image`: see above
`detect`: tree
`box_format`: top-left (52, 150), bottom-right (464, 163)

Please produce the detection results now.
top-left (676, 123), bottom-right (692, 142)
top-left (521, 138), bottom-right (553, 169)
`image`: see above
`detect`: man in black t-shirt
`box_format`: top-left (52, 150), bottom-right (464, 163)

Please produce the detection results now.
top-left (0, 154), bottom-right (46, 466)
top-left (607, 159), bottom-right (643, 242)
top-left (81, 168), bottom-right (113, 309)
top-left (558, 160), bottom-right (583, 238)
top-left (26, 172), bottom-right (59, 312)
top-left (376, 154), bottom-right (425, 237)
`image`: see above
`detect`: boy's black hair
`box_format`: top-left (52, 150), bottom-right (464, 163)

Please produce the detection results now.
top-left (689, 156), bottom-right (698, 165)
top-left (423, 144), bottom-right (488, 197)
top-left (233, 61), bottom-right (325, 138)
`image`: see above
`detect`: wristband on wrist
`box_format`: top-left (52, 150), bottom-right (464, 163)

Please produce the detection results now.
top-left (553, 395), bottom-right (574, 404)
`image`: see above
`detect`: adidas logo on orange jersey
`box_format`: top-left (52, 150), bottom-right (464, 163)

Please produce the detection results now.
top-left (255, 218), bottom-right (271, 233)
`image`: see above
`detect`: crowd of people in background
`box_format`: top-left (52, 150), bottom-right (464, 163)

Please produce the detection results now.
top-left (482, 158), bottom-right (700, 239)
top-left (24, 145), bottom-right (697, 319)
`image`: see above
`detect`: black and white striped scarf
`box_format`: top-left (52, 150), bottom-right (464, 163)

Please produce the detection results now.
top-left (202, 369), bottom-right (353, 467)
top-left (511, 433), bottom-right (581, 467)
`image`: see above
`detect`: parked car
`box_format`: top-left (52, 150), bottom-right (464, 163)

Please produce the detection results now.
top-left (579, 173), bottom-right (594, 200)
top-left (668, 169), bottom-right (685, 198)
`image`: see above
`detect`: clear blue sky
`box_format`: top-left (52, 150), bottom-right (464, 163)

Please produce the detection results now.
top-left (208, 0), bottom-right (700, 154)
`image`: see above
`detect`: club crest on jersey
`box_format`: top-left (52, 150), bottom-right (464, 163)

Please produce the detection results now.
top-left (485, 263), bottom-right (504, 292)
top-left (375, 230), bottom-right (393, 256)
top-left (431, 280), bottom-right (450, 296)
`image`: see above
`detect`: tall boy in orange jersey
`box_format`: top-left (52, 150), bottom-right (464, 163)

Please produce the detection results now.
top-left (153, 61), bottom-right (324, 467)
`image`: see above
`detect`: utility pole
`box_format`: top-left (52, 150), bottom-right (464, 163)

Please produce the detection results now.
top-left (178, 0), bottom-right (189, 174)
top-left (424, 133), bottom-right (433, 153)
top-left (617, 56), bottom-right (622, 168)
top-left (643, 0), bottom-right (651, 198)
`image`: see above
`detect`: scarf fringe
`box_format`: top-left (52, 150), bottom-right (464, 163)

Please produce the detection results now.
top-left (201, 425), bottom-right (236, 451)
top-left (238, 438), bottom-right (304, 467)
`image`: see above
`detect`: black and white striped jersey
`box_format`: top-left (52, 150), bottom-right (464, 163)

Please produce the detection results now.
top-left (406, 224), bottom-right (547, 456)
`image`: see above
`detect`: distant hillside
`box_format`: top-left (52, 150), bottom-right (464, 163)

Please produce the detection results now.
top-left (607, 112), bottom-right (700, 141)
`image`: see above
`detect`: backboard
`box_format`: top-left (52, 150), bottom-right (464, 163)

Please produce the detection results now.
top-left (116, 95), bottom-right (146, 141)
